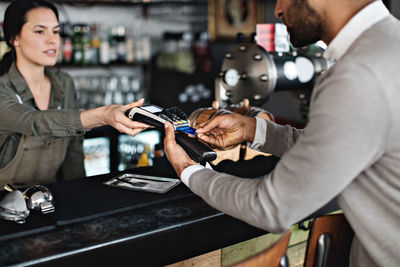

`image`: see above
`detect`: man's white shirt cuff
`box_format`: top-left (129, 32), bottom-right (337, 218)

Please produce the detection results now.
top-left (248, 117), bottom-right (267, 150)
top-left (181, 163), bottom-right (213, 186)
top-left (181, 118), bottom-right (267, 185)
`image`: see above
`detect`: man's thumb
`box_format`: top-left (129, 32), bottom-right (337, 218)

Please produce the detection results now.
top-left (164, 122), bottom-right (175, 141)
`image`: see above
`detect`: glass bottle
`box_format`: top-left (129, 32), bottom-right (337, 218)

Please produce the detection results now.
top-left (72, 24), bottom-right (84, 65)
top-left (109, 25), bottom-right (118, 63)
top-left (99, 24), bottom-right (110, 65)
top-left (125, 26), bottom-right (135, 64)
top-left (194, 32), bottom-right (212, 73)
top-left (176, 31), bottom-right (195, 74)
top-left (61, 23), bottom-right (73, 64)
top-left (90, 23), bottom-right (100, 65)
top-left (141, 34), bottom-right (151, 62)
top-left (82, 24), bottom-right (91, 65)
top-left (116, 25), bottom-right (126, 63)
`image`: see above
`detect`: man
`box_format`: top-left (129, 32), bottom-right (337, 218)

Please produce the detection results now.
top-left (163, 0), bottom-right (400, 266)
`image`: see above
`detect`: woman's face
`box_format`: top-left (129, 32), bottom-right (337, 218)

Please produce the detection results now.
top-left (13, 7), bottom-right (60, 67)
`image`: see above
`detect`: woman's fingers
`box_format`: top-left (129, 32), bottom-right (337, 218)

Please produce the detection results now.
top-left (116, 107), bottom-right (151, 128)
top-left (122, 98), bottom-right (145, 111)
top-left (117, 123), bottom-right (148, 136)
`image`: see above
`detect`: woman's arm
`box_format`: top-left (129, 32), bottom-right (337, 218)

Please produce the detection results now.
top-left (80, 99), bottom-right (150, 136)
top-left (0, 85), bottom-right (149, 139)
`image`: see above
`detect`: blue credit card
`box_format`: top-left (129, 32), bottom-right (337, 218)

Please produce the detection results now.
top-left (177, 126), bottom-right (197, 136)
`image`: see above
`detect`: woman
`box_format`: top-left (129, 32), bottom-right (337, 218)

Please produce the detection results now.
top-left (0, 0), bottom-right (148, 186)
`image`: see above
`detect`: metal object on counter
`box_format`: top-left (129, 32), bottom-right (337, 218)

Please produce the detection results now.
top-left (215, 43), bottom-right (333, 106)
top-left (0, 189), bottom-right (29, 224)
top-left (24, 185), bottom-right (55, 214)
top-left (4, 184), bottom-right (55, 215)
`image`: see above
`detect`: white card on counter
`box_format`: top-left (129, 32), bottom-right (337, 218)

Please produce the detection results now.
top-left (104, 173), bottom-right (181, 194)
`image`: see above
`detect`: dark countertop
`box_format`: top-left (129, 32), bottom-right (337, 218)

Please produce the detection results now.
top-left (0, 158), bottom-right (339, 266)
top-left (0, 195), bottom-right (270, 266)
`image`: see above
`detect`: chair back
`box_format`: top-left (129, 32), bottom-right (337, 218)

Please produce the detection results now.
top-left (231, 230), bottom-right (291, 267)
top-left (304, 214), bottom-right (354, 267)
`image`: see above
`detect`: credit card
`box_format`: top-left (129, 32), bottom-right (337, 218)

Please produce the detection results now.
top-left (177, 126), bottom-right (197, 136)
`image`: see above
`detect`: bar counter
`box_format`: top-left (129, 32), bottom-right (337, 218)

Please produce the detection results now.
top-left (0, 159), bottom-right (338, 266)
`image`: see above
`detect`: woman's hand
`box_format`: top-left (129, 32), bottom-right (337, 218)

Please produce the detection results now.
top-left (196, 113), bottom-right (256, 149)
top-left (81, 99), bottom-right (151, 136)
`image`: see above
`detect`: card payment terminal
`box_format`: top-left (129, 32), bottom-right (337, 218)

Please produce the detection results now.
top-left (126, 105), bottom-right (217, 163)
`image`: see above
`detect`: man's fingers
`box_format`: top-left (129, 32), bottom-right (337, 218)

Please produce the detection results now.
top-left (197, 133), bottom-right (218, 146)
top-left (196, 117), bottom-right (222, 134)
top-left (164, 122), bottom-right (177, 161)
top-left (197, 133), bottom-right (211, 143)
top-left (164, 122), bottom-right (176, 144)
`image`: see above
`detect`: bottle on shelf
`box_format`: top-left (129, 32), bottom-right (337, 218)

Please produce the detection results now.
top-left (82, 24), bottom-right (91, 65)
top-left (56, 20), bottom-right (159, 66)
top-left (90, 23), bottom-right (100, 65)
top-left (99, 24), bottom-right (110, 65)
top-left (61, 22), bottom-right (73, 64)
top-left (140, 34), bottom-right (151, 62)
top-left (194, 32), bottom-right (212, 73)
top-left (134, 33), bottom-right (143, 62)
top-left (109, 25), bottom-right (118, 63)
top-left (72, 24), bottom-right (84, 65)
top-left (116, 25), bottom-right (127, 63)
top-left (176, 31), bottom-right (195, 74)
top-left (125, 26), bottom-right (135, 64)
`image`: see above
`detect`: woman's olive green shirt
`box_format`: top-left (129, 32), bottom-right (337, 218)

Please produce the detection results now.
top-left (0, 63), bottom-right (86, 181)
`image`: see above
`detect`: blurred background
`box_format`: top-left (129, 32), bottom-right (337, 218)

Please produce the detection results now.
top-left (0, 0), bottom-right (397, 176)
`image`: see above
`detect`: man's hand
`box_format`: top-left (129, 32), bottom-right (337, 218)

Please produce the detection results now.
top-left (163, 122), bottom-right (199, 177)
top-left (196, 113), bottom-right (256, 149)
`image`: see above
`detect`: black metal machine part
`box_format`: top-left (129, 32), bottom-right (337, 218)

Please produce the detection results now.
top-left (216, 43), bottom-right (332, 107)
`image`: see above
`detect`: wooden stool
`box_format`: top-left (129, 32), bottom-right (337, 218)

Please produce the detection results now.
top-left (230, 230), bottom-right (291, 267)
top-left (304, 214), bottom-right (354, 267)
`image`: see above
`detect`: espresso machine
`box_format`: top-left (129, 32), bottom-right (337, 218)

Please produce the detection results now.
top-left (215, 42), bottom-right (333, 108)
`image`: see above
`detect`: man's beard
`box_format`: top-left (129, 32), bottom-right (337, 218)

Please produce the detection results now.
top-left (284, 0), bottom-right (324, 47)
